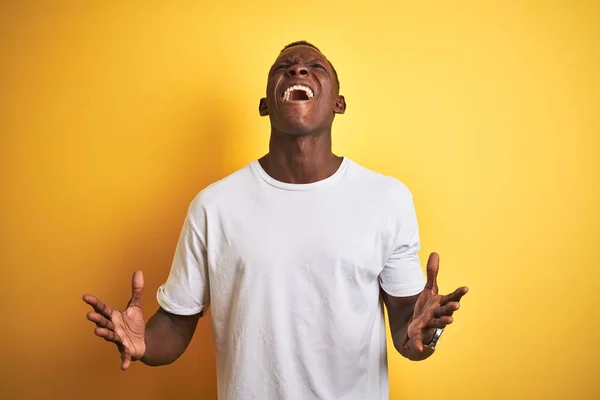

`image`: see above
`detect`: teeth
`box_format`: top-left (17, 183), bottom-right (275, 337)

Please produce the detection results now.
top-left (282, 85), bottom-right (314, 101)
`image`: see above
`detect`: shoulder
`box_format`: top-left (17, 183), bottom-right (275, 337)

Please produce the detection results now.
top-left (188, 162), bottom-right (256, 216)
top-left (346, 159), bottom-right (414, 204)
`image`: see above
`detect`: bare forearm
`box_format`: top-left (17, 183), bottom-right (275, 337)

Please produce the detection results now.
top-left (384, 254), bottom-right (469, 362)
top-left (141, 308), bottom-right (199, 366)
top-left (382, 291), bottom-right (435, 362)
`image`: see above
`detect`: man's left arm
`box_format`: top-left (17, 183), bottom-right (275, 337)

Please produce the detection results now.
top-left (382, 252), bottom-right (468, 361)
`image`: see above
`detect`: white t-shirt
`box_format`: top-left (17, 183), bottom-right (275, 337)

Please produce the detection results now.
top-left (157, 157), bottom-right (426, 400)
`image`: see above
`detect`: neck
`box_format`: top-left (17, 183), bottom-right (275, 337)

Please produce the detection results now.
top-left (259, 129), bottom-right (342, 184)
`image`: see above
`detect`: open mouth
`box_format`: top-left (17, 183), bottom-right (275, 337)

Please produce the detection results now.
top-left (281, 85), bottom-right (314, 102)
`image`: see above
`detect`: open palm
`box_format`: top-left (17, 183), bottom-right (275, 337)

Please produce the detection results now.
top-left (83, 270), bottom-right (146, 370)
top-left (408, 253), bottom-right (468, 352)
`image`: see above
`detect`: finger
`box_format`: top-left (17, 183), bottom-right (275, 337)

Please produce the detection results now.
top-left (82, 294), bottom-right (113, 320)
top-left (412, 330), bottom-right (424, 353)
top-left (94, 327), bottom-right (122, 344)
top-left (424, 252), bottom-right (440, 293)
top-left (127, 270), bottom-right (144, 308)
top-left (434, 302), bottom-right (460, 318)
top-left (440, 286), bottom-right (469, 306)
top-left (86, 311), bottom-right (116, 330)
top-left (82, 294), bottom-right (101, 310)
top-left (426, 316), bottom-right (454, 329)
top-left (121, 346), bottom-right (132, 371)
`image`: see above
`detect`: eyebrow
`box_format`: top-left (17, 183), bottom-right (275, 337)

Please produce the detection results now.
top-left (269, 55), bottom-right (331, 76)
top-left (276, 54), bottom-right (326, 63)
top-left (273, 58), bottom-right (328, 71)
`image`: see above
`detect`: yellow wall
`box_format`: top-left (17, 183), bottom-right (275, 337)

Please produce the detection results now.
top-left (1, 1), bottom-right (598, 399)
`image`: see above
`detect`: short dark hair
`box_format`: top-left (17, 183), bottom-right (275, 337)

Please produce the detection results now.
top-left (280, 41), bottom-right (340, 90)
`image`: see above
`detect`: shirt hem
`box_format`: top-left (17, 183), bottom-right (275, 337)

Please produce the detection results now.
top-left (380, 281), bottom-right (426, 297)
top-left (156, 286), bottom-right (205, 316)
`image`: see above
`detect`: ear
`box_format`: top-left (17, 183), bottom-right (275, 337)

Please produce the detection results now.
top-left (334, 95), bottom-right (346, 114)
top-left (259, 98), bottom-right (269, 116)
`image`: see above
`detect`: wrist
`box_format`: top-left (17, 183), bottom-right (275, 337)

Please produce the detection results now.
top-left (426, 328), bottom-right (444, 350)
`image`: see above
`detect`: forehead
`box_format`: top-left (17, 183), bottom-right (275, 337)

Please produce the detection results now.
top-left (274, 45), bottom-right (327, 63)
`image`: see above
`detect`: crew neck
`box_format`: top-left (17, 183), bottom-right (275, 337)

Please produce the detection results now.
top-left (251, 157), bottom-right (350, 191)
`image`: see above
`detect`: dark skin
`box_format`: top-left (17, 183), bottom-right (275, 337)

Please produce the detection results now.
top-left (258, 45), bottom-right (346, 183)
top-left (82, 271), bottom-right (200, 369)
top-left (83, 44), bottom-right (468, 369)
top-left (383, 253), bottom-right (468, 360)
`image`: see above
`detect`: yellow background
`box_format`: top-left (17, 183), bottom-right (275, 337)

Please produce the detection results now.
top-left (1, 1), bottom-right (598, 399)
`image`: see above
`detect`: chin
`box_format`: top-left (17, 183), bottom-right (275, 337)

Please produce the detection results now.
top-left (274, 116), bottom-right (317, 136)
top-left (282, 125), bottom-right (314, 136)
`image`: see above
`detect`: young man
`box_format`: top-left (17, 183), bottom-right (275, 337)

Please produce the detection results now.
top-left (83, 41), bottom-right (468, 400)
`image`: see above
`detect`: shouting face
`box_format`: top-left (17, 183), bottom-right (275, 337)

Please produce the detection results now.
top-left (259, 45), bottom-right (346, 136)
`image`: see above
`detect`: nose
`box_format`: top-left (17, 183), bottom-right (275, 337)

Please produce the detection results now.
top-left (286, 64), bottom-right (309, 77)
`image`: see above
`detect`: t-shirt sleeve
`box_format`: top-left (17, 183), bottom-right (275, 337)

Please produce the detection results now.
top-left (156, 209), bottom-right (210, 316)
top-left (379, 184), bottom-right (426, 297)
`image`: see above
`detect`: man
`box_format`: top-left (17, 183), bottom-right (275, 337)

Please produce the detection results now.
top-left (83, 41), bottom-right (468, 400)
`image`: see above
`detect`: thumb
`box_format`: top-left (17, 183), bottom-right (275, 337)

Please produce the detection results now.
top-left (425, 252), bottom-right (439, 294)
top-left (128, 270), bottom-right (144, 308)
top-left (412, 329), bottom-right (424, 353)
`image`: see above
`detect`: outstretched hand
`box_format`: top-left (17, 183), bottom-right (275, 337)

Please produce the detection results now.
top-left (83, 270), bottom-right (146, 370)
top-left (408, 253), bottom-right (468, 353)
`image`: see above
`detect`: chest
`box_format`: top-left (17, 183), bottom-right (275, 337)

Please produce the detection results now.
top-left (204, 193), bottom-right (393, 285)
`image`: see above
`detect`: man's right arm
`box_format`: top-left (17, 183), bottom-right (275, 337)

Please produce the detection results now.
top-left (141, 307), bottom-right (202, 366)
top-left (141, 202), bottom-right (209, 367)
